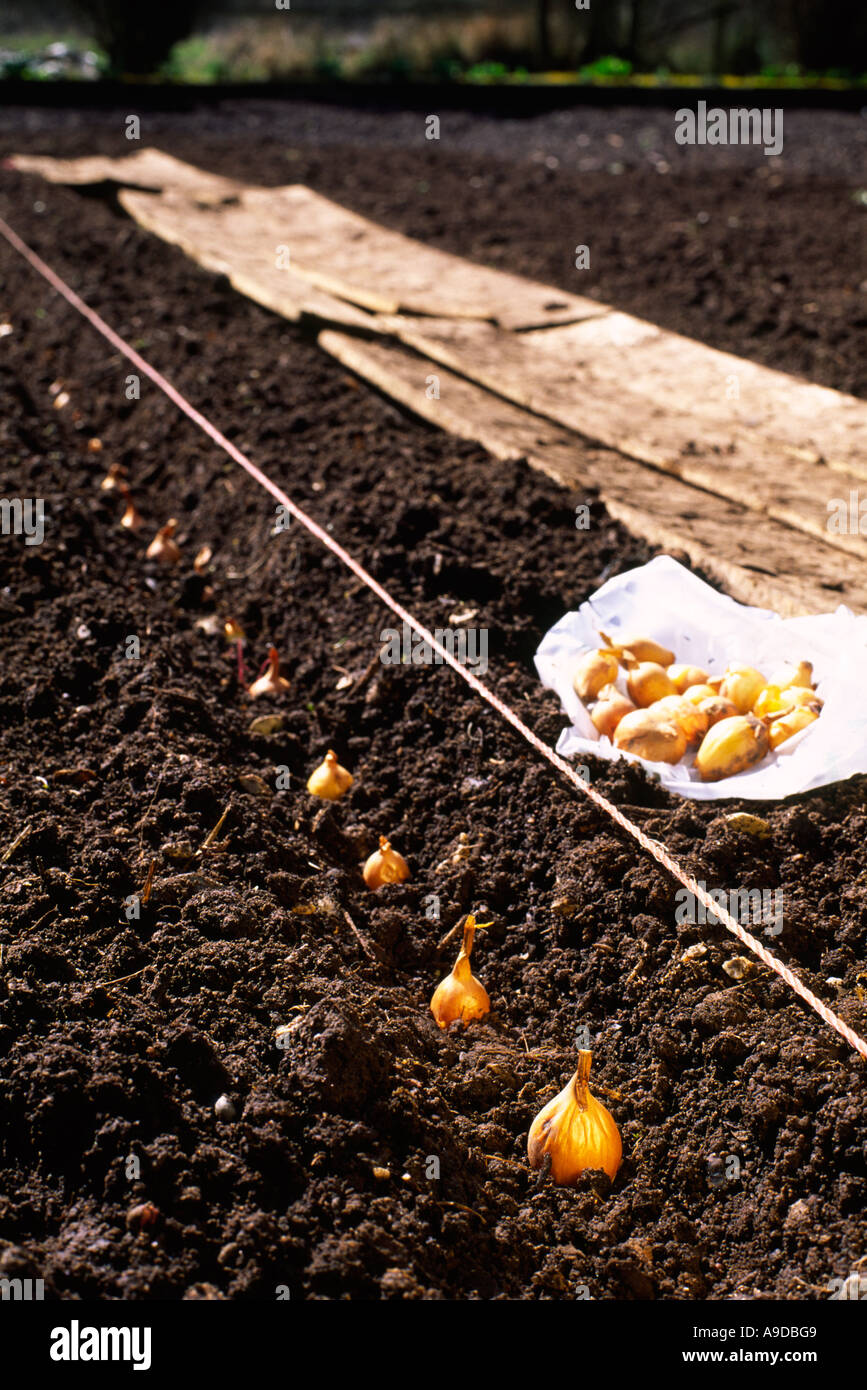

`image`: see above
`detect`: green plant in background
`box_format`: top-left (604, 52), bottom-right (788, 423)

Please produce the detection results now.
top-left (579, 54), bottom-right (633, 77)
top-left (464, 60), bottom-right (510, 84)
top-left (160, 36), bottom-right (228, 86)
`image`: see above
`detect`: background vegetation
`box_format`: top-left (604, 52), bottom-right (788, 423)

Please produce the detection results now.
top-left (0, 0), bottom-right (864, 83)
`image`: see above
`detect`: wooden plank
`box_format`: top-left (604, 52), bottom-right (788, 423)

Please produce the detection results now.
top-left (11, 149), bottom-right (604, 331)
top-left (384, 316), bottom-right (867, 560)
top-left (118, 188), bottom-right (378, 333)
top-left (318, 328), bottom-right (867, 617)
top-left (22, 150), bottom-right (865, 473)
top-left (9, 149), bottom-right (239, 204)
top-left (235, 183), bottom-right (601, 329)
top-left (235, 185), bottom-right (605, 330)
top-left (320, 326), bottom-right (582, 479)
top-left (524, 313), bottom-right (867, 479)
top-left (15, 151), bottom-right (866, 465)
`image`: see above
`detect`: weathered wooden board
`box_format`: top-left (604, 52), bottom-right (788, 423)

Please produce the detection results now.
top-left (235, 184), bottom-right (605, 330)
top-left (11, 149), bottom-right (603, 331)
top-left (523, 313), bottom-right (867, 479)
top-left (384, 316), bottom-right (867, 559)
top-left (9, 149), bottom-right (239, 203)
top-left (318, 329), bottom-right (867, 617)
top-left (119, 188), bottom-right (378, 333)
top-left (18, 150), bottom-right (867, 470)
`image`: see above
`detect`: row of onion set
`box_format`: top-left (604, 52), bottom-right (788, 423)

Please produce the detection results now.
top-left (574, 631), bottom-right (822, 781)
top-left (305, 746), bottom-right (621, 1186)
top-left (100, 469), bottom-right (422, 900)
top-left (101, 452), bottom-right (621, 1188)
top-left (431, 916), bottom-right (621, 1183)
top-left (100, 469), bottom-right (214, 573)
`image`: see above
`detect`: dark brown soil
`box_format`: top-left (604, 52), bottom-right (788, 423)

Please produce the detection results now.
top-left (0, 109), bottom-right (866, 1302)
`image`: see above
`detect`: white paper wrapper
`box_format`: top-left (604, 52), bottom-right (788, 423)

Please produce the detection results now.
top-left (534, 555), bottom-right (867, 801)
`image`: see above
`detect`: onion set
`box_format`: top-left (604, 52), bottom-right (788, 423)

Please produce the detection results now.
top-left (572, 648), bottom-right (619, 702)
top-left (248, 646), bottom-right (290, 700)
top-left (572, 629), bottom-right (822, 780)
top-left (362, 836), bottom-right (410, 889)
top-left (145, 518), bottom-right (181, 565)
top-left (120, 492), bottom-right (144, 531)
top-left (527, 1050), bottom-right (622, 1185)
top-left (430, 914), bottom-right (491, 1029)
top-left (307, 750), bottom-right (353, 801)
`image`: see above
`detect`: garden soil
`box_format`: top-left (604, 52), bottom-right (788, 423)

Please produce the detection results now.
top-left (0, 106), bottom-right (865, 1300)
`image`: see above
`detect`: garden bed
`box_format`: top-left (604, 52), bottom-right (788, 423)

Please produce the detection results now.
top-left (1, 122), bottom-right (866, 1300)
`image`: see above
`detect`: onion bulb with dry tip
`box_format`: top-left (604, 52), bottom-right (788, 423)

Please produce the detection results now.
top-left (527, 1050), bottom-right (622, 1185)
top-left (590, 683), bottom-right (635, 739)
top-left (248, 647), bottom-right (290, 699)
top-left (695, 712), bottom-right (772, 781)
top-left (649, 694), bottom-right (709, 745)
top-left (362, 836), bottom-right (410, 889)
top-left (430, 914), bottom-right (491, 1029)
top-left (613, 708), bottom-right (687, 763)
top-left (623, 658), bottom-right (677, 708)
top-left (667, 663), bottom-right (709, 694)
top-left (599, 630), bottom-right (675, 668)
top-left (754, 684), bottom-right (822, 719)
top-left (100, 463), bottom-right (126, 492)
top-left (120, 493), bottom-right (143, 531)
top-left (767, 660), bottom-right (814, 692)
top-left (307, 750), bottom-right (353, 800)
top-left (719, 665), bottom-right (767, 714)
top-left (145, 518), bottom-right (181, 565)
top-left (573, 648), bottom-right (619, 702)
top-left (768, 704), bottom-right (821, 749)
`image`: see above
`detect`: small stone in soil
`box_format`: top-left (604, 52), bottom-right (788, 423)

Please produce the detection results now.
top-left (214, 1094), bottom-right (236, 1122)
top-left (126, 1202), bottom-right (159, 1232)
top-left (722, 956), bottom-right (755, 980)
top-left (682, 942), bottom-right (708, 962)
